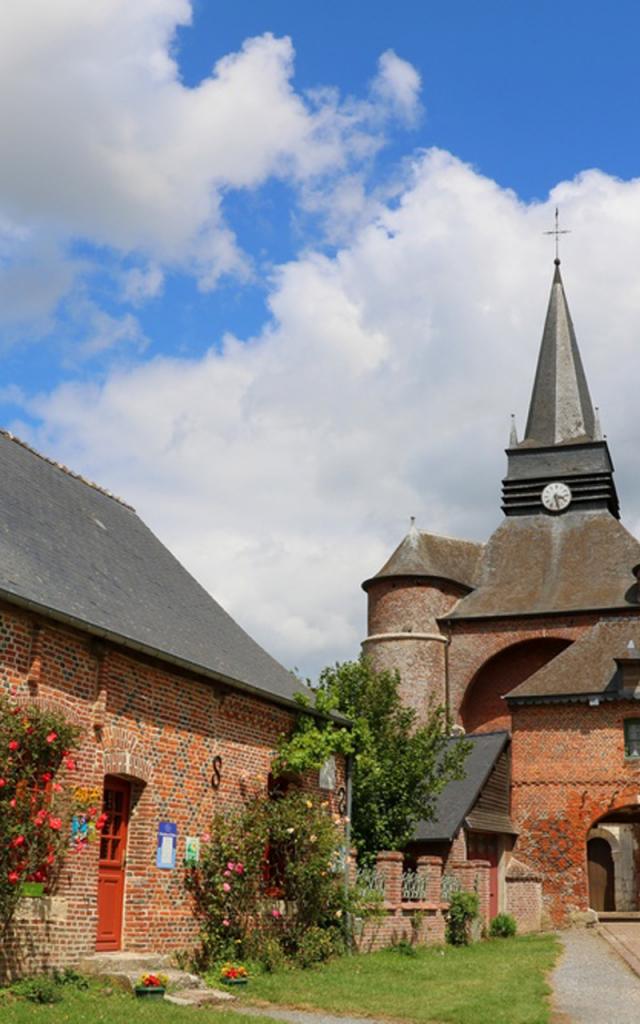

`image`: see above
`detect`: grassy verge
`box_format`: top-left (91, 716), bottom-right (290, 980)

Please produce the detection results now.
top-left (0, 979), bottom-right (273, 1024)
top-left (240, 934), bottom-right (561, 1024)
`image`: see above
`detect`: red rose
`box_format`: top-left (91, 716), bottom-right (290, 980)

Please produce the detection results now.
top-left (11, 835), bottom-right (25, 847)
top-left (48, 817), bottom-right (62, 831)
top-left (8, 740), bottom-right (19, 751)
top-left (7, 871), bottom-right (20, 884)
top-left (46, 731), bottom-right (58, 743)
top-left (0, 778), bottom-right (5, 787)
top-left (65, 758), bottom-right (76, 771)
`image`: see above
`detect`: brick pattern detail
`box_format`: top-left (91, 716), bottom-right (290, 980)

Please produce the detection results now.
top-left (0, 600), bottom-right (345, 980)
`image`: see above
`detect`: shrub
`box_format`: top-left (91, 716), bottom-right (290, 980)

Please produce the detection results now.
top-left (11, 976), bottom-right (62, 1004)
top-left (445, 890), bottom-right (480, 946)
top-left (185, 791), bottom-right (348, 969)
top-left (296, 925), bottom-right (344, 968)
top-left (0, 694), bottom-right (83, 928)
top-left (489, 913), bottom-right (517, 938)
top-left (51, 967), bottom-right (89, 989)
top-left (390, 937), bottom-right (417, 957)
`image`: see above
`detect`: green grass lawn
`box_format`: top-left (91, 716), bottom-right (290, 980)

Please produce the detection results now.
top-left (239, 934), bottom-right (560, 1024)
top-left (0, 934), bottom-right (560, 1024)
top-left (0, 981), bottom-right (273, 1024)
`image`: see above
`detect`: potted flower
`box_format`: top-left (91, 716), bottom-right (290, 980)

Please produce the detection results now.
top-left (134, 973), bottom-right (168, 999)
top-left (220, 963), bottom-right (249, 986)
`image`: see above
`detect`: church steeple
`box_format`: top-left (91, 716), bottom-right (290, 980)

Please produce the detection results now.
top-left (501, 260), bottom-right (619, 519)
top-left (523, 261), bottom-right (597, 446)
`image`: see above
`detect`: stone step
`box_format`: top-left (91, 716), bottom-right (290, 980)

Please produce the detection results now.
top-left (165, 988), bottom-right (236, 1007)
top-left (78, 953), bottom-right (206, 993)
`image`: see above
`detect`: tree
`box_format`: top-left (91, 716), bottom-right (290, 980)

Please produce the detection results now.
top-left (274, 658), bottom-right (469, 861)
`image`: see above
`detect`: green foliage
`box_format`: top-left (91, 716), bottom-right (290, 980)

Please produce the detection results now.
top-left (11, 976), bottom-right (63, 1004)
top-left (389, 937), bottom-right (418, 956)
top-left (295, 925), bottom-right (343, 968)
top-left (489, 912), bottom-right (517, 938)
top-left (445, 890), bottom-right (480, 946)
top-left (276, 658), bottom-right (470, 861)
top-left (51, 968), bottom-right (89, 990)
top-left (0, 692), bottom-right (81, 928)
top-left (185, 791), bottom-right (347, 969)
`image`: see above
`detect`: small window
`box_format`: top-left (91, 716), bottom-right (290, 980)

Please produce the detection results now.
top-left (624, 720), bottom-right (640, 758)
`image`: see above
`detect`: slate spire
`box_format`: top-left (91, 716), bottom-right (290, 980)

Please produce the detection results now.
top-left (523, 260), bottom-right (596, 446)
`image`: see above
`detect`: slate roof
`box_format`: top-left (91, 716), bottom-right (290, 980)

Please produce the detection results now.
top-left (362, 523), bottom-right (483, 592)
top-left (506, 619), bottom-right (640, 702)
top-left (445, 510), bottom-right (640, 621)
top-left (0, 430), bottom-right (313, 709)
top-left (522, 261), bottom-right (597, 447)
top-left (412, 731), bottom-right (510, 842)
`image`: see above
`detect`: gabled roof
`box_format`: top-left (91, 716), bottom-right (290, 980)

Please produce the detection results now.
top-left (412, 731), bottom-right (510, 842)
top-left (0, 430), bottom-right (312, 709)
top-left (522, 260), bottom-right (597, 447)
top-left (446, 510), bottom-right (640, 621)
top-left (362, 523), bottom-right (483, 592)
top-left (507, 619), bottom-right (640, 702)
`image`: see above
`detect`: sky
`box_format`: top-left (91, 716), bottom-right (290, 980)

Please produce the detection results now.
top-left (2, 0), bottom-right (640, 679)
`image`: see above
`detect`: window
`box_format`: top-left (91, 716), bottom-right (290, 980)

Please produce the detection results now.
top-left (624, 719), bottom-right (640, 758)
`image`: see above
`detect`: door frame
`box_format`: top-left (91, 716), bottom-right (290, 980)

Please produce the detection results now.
top-left (96, 775), bottom-right (131, 952)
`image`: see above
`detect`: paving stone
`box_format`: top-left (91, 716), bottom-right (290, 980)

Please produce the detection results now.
top-left (165, 988), bottom-right (236, 1006)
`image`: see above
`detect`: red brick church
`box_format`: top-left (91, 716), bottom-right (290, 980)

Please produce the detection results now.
top-left (362, 257), bottom-right (640, 929)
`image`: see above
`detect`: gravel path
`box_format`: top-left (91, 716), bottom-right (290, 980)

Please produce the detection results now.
top-left (552, 929), bottom-right (640, 1023)
top-left (238, 1008), bottom-right (389, 1024)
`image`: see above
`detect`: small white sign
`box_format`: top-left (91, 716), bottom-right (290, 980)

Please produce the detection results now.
top-left (319, 755), bottom-right (336, 791)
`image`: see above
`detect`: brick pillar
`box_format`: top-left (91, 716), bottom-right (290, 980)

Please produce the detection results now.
top-left (452, 860), bottom-right (490, 922)
top-left (417, 855), bottom-right (442, 904)
top-left (376, 851), bottom-right (403, 906)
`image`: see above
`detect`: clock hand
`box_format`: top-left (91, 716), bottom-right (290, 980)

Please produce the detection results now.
top-left (554, 494), bottom-right (561, 509)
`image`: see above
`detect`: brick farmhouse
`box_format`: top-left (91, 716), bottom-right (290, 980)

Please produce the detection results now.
top-left (0, 434), bottom-right (344, 977)
top-left (362, 258), bottom-right (640, 930)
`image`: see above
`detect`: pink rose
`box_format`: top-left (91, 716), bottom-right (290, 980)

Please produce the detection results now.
top-left (235, 863), bottom-right (244, 874)
top-left (223, 869), bottom-right (231, 877)
top-left (227, 861), bottom-right (235, 871)
top-left (271, 909), bottom-right (282, 919)
top-left (46, 731), bottom-right (58, 744)
top-left (201, 832), bottom-right (211, 843)
top-left (222, 882), bottom-right (231, 892)
top-left (222, 919), bottom-right (230, 927)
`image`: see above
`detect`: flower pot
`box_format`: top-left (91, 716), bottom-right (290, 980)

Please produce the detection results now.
top-left (134, 986), bottom-right (166, 999)
top-left (21, 882), bottom-right (45, 898)
top-left (221, 978), bottom-right (248, 986)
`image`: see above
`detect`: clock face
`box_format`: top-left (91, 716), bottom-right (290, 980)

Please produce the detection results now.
top-left (541, 481), bottom-right (572, 512)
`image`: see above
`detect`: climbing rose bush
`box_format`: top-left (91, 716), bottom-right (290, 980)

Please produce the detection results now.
top-left (0, 691), bottom-right (83, 928)
top-left (185, 791), bottom-right (348, 969)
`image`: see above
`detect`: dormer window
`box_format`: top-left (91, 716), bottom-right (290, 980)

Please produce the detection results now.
top-left (624, 720), bottom-right (640, 758)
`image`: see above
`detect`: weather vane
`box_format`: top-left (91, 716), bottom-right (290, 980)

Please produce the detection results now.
top-left (544, 206), bottom-right (570, 263)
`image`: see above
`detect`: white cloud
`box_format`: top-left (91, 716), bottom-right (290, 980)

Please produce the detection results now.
top-left (372, 50), bottom-right (422, 125)
top-left (0, 3), bottom-right (420, 326)
top-left (121, 265), bottom-right (165, 305)
top-left (20, 150), bottom-right (640, 678)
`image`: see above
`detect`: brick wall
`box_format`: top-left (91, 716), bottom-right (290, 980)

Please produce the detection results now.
top-left (510, 701), bottom-right (640, 926)
top-left (0, 600), bottom-right (345, 980)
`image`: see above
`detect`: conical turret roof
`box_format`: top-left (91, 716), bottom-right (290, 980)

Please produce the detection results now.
top-left (522, 261), bottom-right (596, 446)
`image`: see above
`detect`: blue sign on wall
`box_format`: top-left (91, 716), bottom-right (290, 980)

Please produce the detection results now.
top-left (156, 821), bottom-right (178, 869)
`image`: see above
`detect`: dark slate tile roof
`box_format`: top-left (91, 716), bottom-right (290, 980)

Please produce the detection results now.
top-left (362, 525), bottom-right (483, 591)
top-left (0, 431), bottom-right (312, 708)
top-left (446, 511), bottom-right (640, 620)
top-left (411, 731), bottom-right (509, 842)
top-left (506, 619), bottom-right (640, 702)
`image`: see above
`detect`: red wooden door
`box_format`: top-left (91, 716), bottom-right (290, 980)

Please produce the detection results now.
top-left (96, 777), bottom-right (130, 951)
top-left (467, 833), bottom-right (499, 918)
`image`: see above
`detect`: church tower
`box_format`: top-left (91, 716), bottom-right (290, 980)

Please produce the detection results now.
top-left (502, 259), bottom-right (619, 518)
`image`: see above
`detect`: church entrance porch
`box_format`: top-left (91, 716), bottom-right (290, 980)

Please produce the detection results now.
top-left (587, 809), bottom-right (640, 915)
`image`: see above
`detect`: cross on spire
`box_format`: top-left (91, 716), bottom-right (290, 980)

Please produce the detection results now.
top-left (544, 206), bottom-right (570, 263)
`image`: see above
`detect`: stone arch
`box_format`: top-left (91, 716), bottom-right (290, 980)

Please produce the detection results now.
top-left (101, 748), bottom-right (153, 784)
top-left (587, 805), bottom-right (640, 912)
top-left (461, 637), bottom-right (572, 734)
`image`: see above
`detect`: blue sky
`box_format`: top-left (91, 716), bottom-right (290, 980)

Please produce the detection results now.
top-left (2, 1), bottom-right (640, 676)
